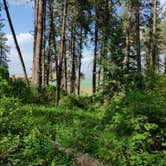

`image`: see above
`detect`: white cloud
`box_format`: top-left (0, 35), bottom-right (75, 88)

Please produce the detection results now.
top-left (160, 0), bottom-right (166, 5)
top-left (6, 33), bottom-right (33, 47)
top-left (6, 33), bottom-right (33, 75)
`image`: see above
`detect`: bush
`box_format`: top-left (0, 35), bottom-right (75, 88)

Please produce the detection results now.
top-left (98, 90), bottom-right (166, 165)
top-left (0, 67), bottom-right (11, 98)
top-left (39, 85), bottom-right (56, 104)
top-left (0, 66), bottom-right (9, 80)
top-left (9, 78), bottom-right (36, 103)
top-left (0, 68), bottom-right (36, 103)
top-left (59, 94), bottom-right (91, 110)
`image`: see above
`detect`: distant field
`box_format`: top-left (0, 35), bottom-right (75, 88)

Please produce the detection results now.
top-left (12, 74), bottom-right (92, 95)
top-left (80, 75), bottom-right (92, 95)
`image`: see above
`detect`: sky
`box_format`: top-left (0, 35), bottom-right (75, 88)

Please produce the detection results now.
top-left (1, 0), bottom-right (93, 75)
top-left (1, 0), bottom-right (165, 75)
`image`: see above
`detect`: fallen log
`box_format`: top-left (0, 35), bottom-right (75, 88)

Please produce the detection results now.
top-left (51, 141), bottom-right (104, 166)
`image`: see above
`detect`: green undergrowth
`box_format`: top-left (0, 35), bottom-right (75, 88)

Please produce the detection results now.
top-left (1, 90), bottom-right (166, 165)
top-left (0, 97), bottom-right (104, 166)
top-left (0, 68), bottom-right (166, 165)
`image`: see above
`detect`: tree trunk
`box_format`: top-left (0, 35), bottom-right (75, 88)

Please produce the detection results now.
top-left (150, 0), bottom-right (158, 71)
top-left (48, 0), bottom-right (59, 105)
top-left (55, 0), bottom-right (68, 105)
top-left (102, 0), bottom-right (109, 83)
top-left (123, 1), bottom-right (131, 74)
top-left (64, 46), bottom-right (68, 92)
top-left (32, 0), bottom-right (39, 83)
top-left (42, 0), bottom-right (47, 85)
top-left (32, 0), bottom-right (45, 89)
top-left (78, 29), bottom-right (83, 96)
top-left (3, 0), bottom-right (29, 84)
top-left (46, 29), bottom-right (52, 85)
top-left (92, 11), bottom-right (98, 94)
top-left (70, 23), bottom-right (76, 94)
top-left (62, 0), bottom-right (68, 93)
top-left (164, 51), bottom-right (166, 74)
top-left (98, 44), bottom-right (103, 87)
top-left (135, 0), bottom-right (141, 73)
top-left (123, 29), bottom-right (130, 73)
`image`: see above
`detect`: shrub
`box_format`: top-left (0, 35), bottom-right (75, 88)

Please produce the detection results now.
top-left (59, 94), bottom-right (91, 110)
top-left (9, 78), bottom-right (36, 103)
top-left (0, 66), bottom-right (9, 80)
top-left (39, 85), bottom-right (56, 104)
top-left (99, 90), bottom-right (166, 165)
top-left (0, 67), bottom-right (11, 98)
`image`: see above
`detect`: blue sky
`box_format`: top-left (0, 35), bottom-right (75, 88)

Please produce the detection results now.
top-left (1, 0), bottom-right (165, 75)
top-left (1, 0), bottom-right (34, 75)
top-left (1, 1), bottom-right (34, 33)
top-left (1, 0), bottom-right (93, 75)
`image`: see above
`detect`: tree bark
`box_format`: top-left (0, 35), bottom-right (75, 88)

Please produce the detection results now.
top-left (123, 29), bottom-right (130, 73)
top-left (32, 0), bottom-right (45, 89)
top-left (32, 0), bottom-right (39, 83)
top-left (102, 0), bottom-right (109, 83)
top-left (62, 0), bottom-right (68, 93)
top-left (42, 0), bottom-right (47, 85)
top-left (70, 23), bottom-right (76, 94)
top-left (92, 8), bottom-right (98, 94)
top-left (123, 1), bottom-right (131, 74)
top-left (56, 0), bottom-right (68, 105)
top-left (64, 46), bottom-right (68, 92)
top-left (150, 0), bottom-right (158, 71)
top-left (78, 29), bottom-right (83, 96)
top-left (135, 0), bottom-right (141, 73)
top-left (3, 0), bottom-right (29, 84)
top-left (164, 50), bottom-right (166, 74)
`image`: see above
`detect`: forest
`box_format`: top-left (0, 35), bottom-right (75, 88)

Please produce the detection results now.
top-left (0, 0), bottom-right (166, 165)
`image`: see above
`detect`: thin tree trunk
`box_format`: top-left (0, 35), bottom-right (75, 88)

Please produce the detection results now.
top-left (98, 44), bottom-right (103, 87)
top-left (46, 30), bottom-right (52, 85)
top-left (3, 0), bottom-right (29, 84)
top-left (61, 0), bottom-right (68, 93)
top-left (70, 23), bottom-right (76, 94)
top-left (135, 0), bottom-right (141, 73)
top-left (78, 29), bottom-right (83, 96)
top-left (64, 46), bottom-right (68, 92)
top-left (92, 13), bottom-right (98, 94)
top-left (164, 50), bottom-right (166, 74)
top-left (123, 1), bottom-right (131, 74)
top-left (102, 0), bottom-right (109, 83)
top-left (62, 0), bottom-right (68, 93)
top-left (150, 0), bottom-right (158, 71)
top-left (48, 0), bottom-right (59, 105)
top-left (42, 0), bottom-right (47, 85)
top-left (48, 0), bottom-right (58, 76)
top-left (98, 68), bottom-right (101, 87)
top-left (32, 0), bottom-right (45, 89)
top-left (123, 29), bottom-right (130, 73)
top-left (32, 0), bottom-right (39, 83)
top-left (56, 0), bottom-right (68, 105)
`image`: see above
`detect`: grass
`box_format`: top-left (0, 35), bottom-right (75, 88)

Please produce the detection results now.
top-left (0, 102), bottom-right (105, 165)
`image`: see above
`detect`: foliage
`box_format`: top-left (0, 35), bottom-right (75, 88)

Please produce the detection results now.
top-left (59, 94), bottom-right (92, 110)
top-left (39, 85), bottom-right (56, 104)
top-left (0, 67), bottom-right (10, 98)
top-left (99, 89), bottom-right (166, 165)
top-left (0, 65), bottom-right (166, 165)
top-left (0, 84), bottom-right (166, 165)
top-left (0, 67), bottom-right (58, 103)
top-left (0, 15), bottom-right (9, 67)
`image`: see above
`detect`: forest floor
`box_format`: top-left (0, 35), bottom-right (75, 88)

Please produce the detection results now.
top-left (1, 84), bottom-right (166, 165)
top-left (0, 103), bottom-right (106, 166)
